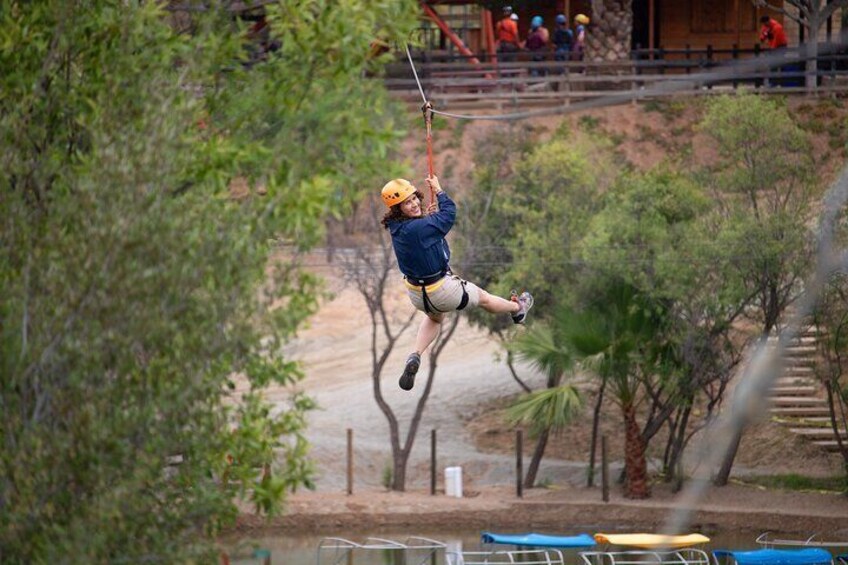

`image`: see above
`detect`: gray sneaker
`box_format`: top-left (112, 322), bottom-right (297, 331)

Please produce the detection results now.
top-left (399, 352), bottom-right (421, 391)
top-left (511, 291), bottom-right (534, 325)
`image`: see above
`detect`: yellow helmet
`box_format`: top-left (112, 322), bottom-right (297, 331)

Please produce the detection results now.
top-left (575, 13), bottom-right (590, 25)
top-left (381, 178), bottom-right (416, 208)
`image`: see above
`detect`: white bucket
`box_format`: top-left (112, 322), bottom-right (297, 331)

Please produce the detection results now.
top-left (444, 466), bottom-right (463, 498)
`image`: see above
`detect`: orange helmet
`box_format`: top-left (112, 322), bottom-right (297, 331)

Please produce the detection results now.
top-left (381, 178), bottom-right (416, 208)
top-left (575, 13), bottom-right (590, 25)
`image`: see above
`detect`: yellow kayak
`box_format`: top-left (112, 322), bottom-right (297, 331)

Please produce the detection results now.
top-left (594, 533), bottom-right (711, 549)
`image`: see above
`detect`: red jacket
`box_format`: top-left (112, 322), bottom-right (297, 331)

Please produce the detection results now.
top-left (760, 19), bottom-right (788, 49)
top-left (496, 17), bottom-right (520, 46)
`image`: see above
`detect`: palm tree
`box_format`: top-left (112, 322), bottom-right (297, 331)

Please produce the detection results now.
top-left (509, 324), bottom-right (581, 488)
top-left (555, 280), bottom-right (666, 499)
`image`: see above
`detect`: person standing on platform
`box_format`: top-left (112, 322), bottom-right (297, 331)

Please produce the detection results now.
top-left (759, 15), bottom-right (790, 86)
top-left (573, 13), bottom-right (590, 61)
top-left (526, 15), bottom-right (550, 74)
top-left (759, 15), bottom-right (788, 50)
top-left (553, 14), bottom-right (574, 63)
top-left (496, 6), bottom-right (521, 62)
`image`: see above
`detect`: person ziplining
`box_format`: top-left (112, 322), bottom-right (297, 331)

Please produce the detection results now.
top-left (380, 103), bottom-right (533, 392)
top-left (380, 175), bottom-right (533, 392)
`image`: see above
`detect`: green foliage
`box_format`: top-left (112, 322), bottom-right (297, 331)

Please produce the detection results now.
top-left (555, 280), bottom-right (668, 405)
top-left (382, 461), bottom-right (394, 490)
top-left (810, 270), bottom-right (848, 473)
top-left (0, 0), bottom-right (417, 561)
top-left (507, 385), bottom-right (582, 437)
top-left (459, 127), bottom-right (619, 321)
top-left (740, 473), bottom-right (847, 493)
top-left (511, 324), bottom-right (574, 384)
top-left (580, 168), bottom-right (710, 300)
top-left (701, 94), bottom-right (815, 220)
top-left (700, 94), bottom-right (817, 332)
top-left (577, 115), bottom-right (602, 131)
top-left (453, 124), bottom-right (533, 334)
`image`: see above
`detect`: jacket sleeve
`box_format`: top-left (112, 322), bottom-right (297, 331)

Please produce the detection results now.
top-left (421, 192), bottom-right (456, 241)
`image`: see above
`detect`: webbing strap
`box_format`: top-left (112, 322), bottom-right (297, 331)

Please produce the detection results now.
top-left (404, 44), bottom-right (438, 208)
top-left (422, 101), bottom-right (436, 205)
top-left (421, 284), bottom-right (442, 315)
top-left (456, 280), bottom-right (470, 311)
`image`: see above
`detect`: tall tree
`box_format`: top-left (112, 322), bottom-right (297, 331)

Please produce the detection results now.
top-left (699, 94), bottom-right (818, 485)
top-left (553, 281), bottom-right (665, 499)
top-left (572, 168), bottom-right (717, 498)
top-left (0, 0), bottom-right (416, 561)
top-left (457, 125), bottom-right (617, 482)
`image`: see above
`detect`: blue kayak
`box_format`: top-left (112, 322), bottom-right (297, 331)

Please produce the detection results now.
top-left (713, 549), bottom-right (834, 565)
top-left (481, 532), bottom-right (597, 548)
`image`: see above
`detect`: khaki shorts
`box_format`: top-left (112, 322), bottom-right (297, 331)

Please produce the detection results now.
top-left (405, 275), bottom-right (481, 314)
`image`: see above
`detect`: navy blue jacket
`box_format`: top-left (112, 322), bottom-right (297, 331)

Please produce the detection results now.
top-left (387, 192), bottom-right (456, 280)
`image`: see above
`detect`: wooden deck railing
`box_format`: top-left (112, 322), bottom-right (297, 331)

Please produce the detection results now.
top-left (384, 43), bottom-right (848, 112)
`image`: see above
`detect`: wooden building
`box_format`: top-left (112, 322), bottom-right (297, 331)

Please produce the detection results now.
top-left (421, 1), bottom-right (844, 60)
top-left (653, 0), bottom-right (772, 52)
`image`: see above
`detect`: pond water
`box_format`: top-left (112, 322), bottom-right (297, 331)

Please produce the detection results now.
top-left (226, 527), bottom-right (775, 565)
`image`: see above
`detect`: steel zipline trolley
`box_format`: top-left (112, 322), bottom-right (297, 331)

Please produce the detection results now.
top-left (316, 536), bottom-right (446, 565)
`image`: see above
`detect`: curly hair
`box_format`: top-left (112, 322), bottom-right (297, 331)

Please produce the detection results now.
top-left (381, 190), bottom-right (424, 230)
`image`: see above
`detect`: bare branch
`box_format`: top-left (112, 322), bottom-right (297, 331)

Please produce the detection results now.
top-left (753, 0), bottom-right (805, 25)
top-left (505, 349), bottom-right (532, 393)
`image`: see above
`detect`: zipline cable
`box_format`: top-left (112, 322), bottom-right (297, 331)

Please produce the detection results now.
top-left (404, 43), bottom-right (428, 106)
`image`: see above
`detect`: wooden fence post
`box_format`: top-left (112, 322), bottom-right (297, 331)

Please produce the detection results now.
top-left (431, 429), bottom-right (437, 495)
top-left (346, 428), bottom-right (353, 495)
top-left (516, 429), bottom-right (523, 498)
top-left (601, 435), bottom-right (609, 503)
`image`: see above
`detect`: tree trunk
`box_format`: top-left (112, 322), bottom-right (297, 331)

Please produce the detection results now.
top-left (587, 378), bottom-right (606, 487)
top-left (391, 450), bottom-right (408, 491)
top-left (586, 0), bottom-right (633, 62)
top-left (622, 402), bottom-right (650, 498)
top-left (667, 404), bottom-right (692, 487)
top-left (713, 426), bottom-right (742, 486)
top-left (661, 410), bottom-right (679, 478)
top-left (806, 15), bottom-right (820, 93)
top-left (824, 378), bottom-right (848, 466)
top-left (524, 428), bottom-right (550, 488)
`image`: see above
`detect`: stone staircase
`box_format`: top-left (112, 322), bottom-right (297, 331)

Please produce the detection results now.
top-left (768, 326), bottom-right (847, 453)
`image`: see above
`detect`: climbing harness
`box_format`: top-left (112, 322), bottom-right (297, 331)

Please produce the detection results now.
top-left (405, 270), bottom-right (470, 315)
top-left (405, 269), bottom-right (447, 315)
